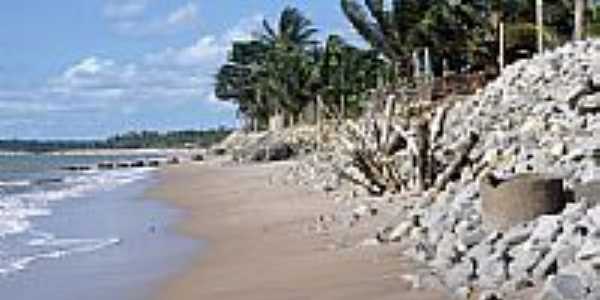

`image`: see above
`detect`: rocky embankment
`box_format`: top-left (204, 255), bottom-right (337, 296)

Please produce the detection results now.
top-left (277, 40), bottom-right (600, 300)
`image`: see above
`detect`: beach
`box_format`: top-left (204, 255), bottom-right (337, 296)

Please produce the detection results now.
top-left (150, 162), bottom-right (448, 300)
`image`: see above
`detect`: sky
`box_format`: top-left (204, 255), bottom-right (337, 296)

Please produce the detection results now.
top-left (0, 1), bottom-right (360, 139)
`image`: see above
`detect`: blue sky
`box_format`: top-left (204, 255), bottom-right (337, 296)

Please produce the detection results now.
top-left (0, 1), bottom-right (359, 139)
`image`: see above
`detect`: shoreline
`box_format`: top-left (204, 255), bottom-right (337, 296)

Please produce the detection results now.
top-left (149, 162), bottom-right (447, 300)
top-left (0, 170), bottom-right (198, 300)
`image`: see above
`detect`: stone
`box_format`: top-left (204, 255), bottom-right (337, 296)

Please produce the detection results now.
top-left (586, 206), bottom-right (600, 229)
top-left (537, 274), bottom-right (586, 300)
top-left (508, 244), bottom-right (543, 279)
top-left (478, 255), bottom-right (508, 289)
top-left (501, 277), bottom-right (535, 294)
top-left (445, 259), bottom-right (475, 289)
top-left (561, 202), bottom-right (587, 223)
top-left (551, 142), bottom-right (568, 157)
top-left (359, 238), bottom-right (380, 247)
top-left (576, 238), bottom-right (600, 260)
top-left (479, 290), bottom-right (504, 300)
top-left (532, 246), bottom-right (561, 280)
top-left (500, 224), bottom-right (532, 247)
top-left (381, 220), bottom-right (413, 243)
top-left (408, 241), bottom-right (435, 262)
top-left (459, 229), bottom-right (487, 248)
top-left (453, 286), bottom-right (473, 300)
top-left (191, 154), bottom-right (204, 161)
top-left (578, 94), bottom-right (600, 115)
top-left (530, 216), bottom-right (562, 246)
top-left (556, 245), bottom-right (578, 269)
top-left (468, 242), bottom-right (493, 262)
top-left (401, 273), bottom-right (423, 290)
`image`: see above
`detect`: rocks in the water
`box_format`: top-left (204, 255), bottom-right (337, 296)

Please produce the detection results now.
top-left (147, 160), bottom-right (161, 167)
top-left (61, 165), bottom-right (92, 171)
top-left (98, 162), bottom-right (115, 169)
top-left (131, 160), bottom-right (145, 168)
top-left (167, 157), bottom-right (180, 164)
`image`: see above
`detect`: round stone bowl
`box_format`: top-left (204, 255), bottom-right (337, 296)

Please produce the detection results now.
top-left (480, 174), bottom-right (567, 230)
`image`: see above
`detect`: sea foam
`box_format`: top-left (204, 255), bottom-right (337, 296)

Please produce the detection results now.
top-left (0, 167), bottom-right (153, 276)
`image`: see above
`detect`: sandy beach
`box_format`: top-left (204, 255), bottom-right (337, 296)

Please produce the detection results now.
top-left (149, 162), bottom-right (448, 300)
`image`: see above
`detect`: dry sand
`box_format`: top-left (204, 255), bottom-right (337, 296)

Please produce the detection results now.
top-left (150, 162), bottom-right (448, 300)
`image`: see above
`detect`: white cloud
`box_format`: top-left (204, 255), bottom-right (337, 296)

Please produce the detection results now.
top-left (166, 3), bottom-right (198, 26)
top-left (145, 14), bottom-right (262, 67)
top-left (145, 36), bottom-right (222, 67)
top-left (104, 0), bottom-right (149, 19)
top-left (0, 14), bottom-right (262, 132)
top-left (106, 2), bottom-right (200, 36)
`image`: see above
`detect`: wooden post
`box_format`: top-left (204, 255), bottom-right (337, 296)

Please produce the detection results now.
top-left (340, 94), bottom-right (346, 119)
top-left (254, 87), bottom-right (261, 132)
top-left (413, 50), bottom-right (421, 79)
top-left (424, 47), bottom-right (432, 101)
top-left (536, 0), bottom-right (544, 54)
top-left (382, 94), bottom-right (395, 148)
top-left (574, 0), bottom-right (585, 40)
top-left (499, 22), bottom-right (505, 72)
top-left (424, 47), bottom-right (431, 81)
top-left (316, 95), bottom-right (323, 152)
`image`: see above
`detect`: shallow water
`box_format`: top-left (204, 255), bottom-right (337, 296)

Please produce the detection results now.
top-left (0, 154), bottom-right (201, 300)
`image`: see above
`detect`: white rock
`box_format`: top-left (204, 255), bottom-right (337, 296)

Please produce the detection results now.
top-left (537, 274), bottom-right (586, 300)
top-left (577, 238), bottom-right (600, 260)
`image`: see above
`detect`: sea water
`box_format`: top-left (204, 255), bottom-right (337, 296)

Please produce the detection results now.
top-left (0, 154), bottom-right (199, 300)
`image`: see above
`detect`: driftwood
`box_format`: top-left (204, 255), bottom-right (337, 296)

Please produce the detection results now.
top-left (325, 84), bottom-right (476, 199)
top-left (433, 132), bottom-right (479, 191)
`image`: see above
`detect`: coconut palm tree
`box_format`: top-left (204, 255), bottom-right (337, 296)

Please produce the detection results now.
top-left (340, 0), bottom-right (489, 75)
top-left (259, 6), bottom-right (318, 51)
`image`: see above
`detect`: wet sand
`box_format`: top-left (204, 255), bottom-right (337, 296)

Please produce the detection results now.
top-left (151, 162), bottom-right (447, 300)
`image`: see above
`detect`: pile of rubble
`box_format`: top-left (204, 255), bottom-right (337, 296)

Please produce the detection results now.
top-left (283, 40), bottom-right (600, 299)
top-left (211, 125), bottom-right (319, 162)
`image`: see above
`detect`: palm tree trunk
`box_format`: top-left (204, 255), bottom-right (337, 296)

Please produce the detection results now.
top-left (536, 0), bottom-right (544, 54)
top-left (574, 0), bottom-right (586, 40)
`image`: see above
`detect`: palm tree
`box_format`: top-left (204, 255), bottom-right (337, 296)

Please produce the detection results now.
top-left (257, 7), bottom-right (320, 127)
top-left (340, 0), bottom-right (489, 76)
top-left (215, 41), bottom-right (271, 130)
top-left (260, 6), bottom-right (318, 51)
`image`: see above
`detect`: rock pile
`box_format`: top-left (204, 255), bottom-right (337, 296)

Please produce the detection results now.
top-left (211, 126), bottom-right (319, 162)
top-left (284, 40), bottom-right (600, 299)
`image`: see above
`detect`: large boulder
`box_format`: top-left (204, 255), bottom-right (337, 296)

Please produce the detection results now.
top-left (250, 141), bottom-right (294, 162)
top-left (481, 174), bottom-right (568, 230)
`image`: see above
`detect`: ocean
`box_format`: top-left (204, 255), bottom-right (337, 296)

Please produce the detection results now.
top-left (0, 154), bottom-right (198, 300)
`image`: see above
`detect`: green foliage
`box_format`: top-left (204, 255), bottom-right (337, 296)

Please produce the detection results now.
top-left (103, 129), bottom-right (231, 149)
top-left (215, 6), bottom-right (387, 124)
top-left (340, 0), bottom-right (490, 75)
top-left (0, 129), bottom-right (232, 152)
top-left (589, 5), bottom-right (600, 37)
top-left (215, 2), bottom-right (598, 124)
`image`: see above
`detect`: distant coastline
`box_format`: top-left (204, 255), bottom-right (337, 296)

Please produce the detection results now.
top-left (0, 129), bottom-right (231, 154)
top-left (45, 148), bottom-right (199, 156)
